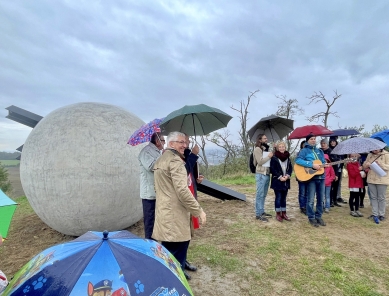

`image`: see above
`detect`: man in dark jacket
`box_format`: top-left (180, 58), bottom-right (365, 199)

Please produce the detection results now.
top-left (296, 134), bottom-right (328, 227)
top-left (182, 134), bottom-right (204, 279)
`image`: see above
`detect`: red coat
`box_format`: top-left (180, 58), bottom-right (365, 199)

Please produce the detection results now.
top-left (324, 154), bottom-right (336, 187)
top-left (346, 162), bottom-right (364, 188)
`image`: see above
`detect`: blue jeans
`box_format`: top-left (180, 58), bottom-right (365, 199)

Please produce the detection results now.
top-left (325, 186), bottom-right (331, 209)
top-left (306, 178), bottom-right (325, 220)
top-left (298, 181), bottom-right (308, 209)
top-left (274, 190), bottom-right (287, 212)
top-left (255, 173), bottom-right (270, 216)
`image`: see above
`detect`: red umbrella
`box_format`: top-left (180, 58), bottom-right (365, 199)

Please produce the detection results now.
top-left (288, 125), bottom-right (333, 139)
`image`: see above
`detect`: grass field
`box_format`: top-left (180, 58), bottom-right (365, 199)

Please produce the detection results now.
top-left (0, 160), bottom-right (20, 166)
top-left (1, 170), bottom-right (389, 295)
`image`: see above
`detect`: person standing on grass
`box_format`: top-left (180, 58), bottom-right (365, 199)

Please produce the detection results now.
top-left (152, 131), bottom-right (206, 280)
top-left (329, 137), bottom-right (347, 204)
top-left (295, 134), bottom-right (328, 227)
top-left (182, 133), bottom-right (204, 279)
top-left (324, 154), bottom-right (336, 214)
top-left (346, 153), bottom-right (364, 218)
top-left (359, 153), bottom-right (369, 208)
top-left (253, 134), bottom-right (274, 222)
top-left (138, 132), bottom-right (165, 240)
top-left (363, 148), bottom-right (389, 224)
top-left (297, 140), bottom-right (308, 215)
top-left (270, 141), bottom-right (292, 222)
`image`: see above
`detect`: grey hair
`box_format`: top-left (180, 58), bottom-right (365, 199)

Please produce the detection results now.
top-left (320, 138), bottom-right (328, 144)
top-left (167, 131), bottom-right (186, 144)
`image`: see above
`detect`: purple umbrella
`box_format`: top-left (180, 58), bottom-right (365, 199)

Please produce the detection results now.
top-left (127, 118), bottom-right (164, 146)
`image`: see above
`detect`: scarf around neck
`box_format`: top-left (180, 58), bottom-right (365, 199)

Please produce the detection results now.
top-left (275, 150), bottom-right (290, 162)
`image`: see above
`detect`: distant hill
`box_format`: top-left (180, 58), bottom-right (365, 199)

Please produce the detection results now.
top-left (0, 151), bottom-right (21, 160)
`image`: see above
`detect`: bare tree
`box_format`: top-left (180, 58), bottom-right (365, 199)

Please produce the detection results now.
top-left (230, 90), bottom-right (259, 160)
top-left (275, 95), bottom-right (303, 119)
top-left (206, 130), bottom-right (241, 175)
top-left (275, 95), bottom-right (304, 152)
top-left (192, 135), bottom-right (209, 174)
top-left (306, 90), bottom-right (341, 127)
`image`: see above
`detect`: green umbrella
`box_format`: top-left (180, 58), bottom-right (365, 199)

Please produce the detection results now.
top-left (0, 189), bottom-right (17, 241)
top-left (160, 104), bottom-right (233, 136)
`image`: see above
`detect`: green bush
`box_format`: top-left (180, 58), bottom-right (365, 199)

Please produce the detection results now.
top-left (0, 161), bottom-right (12, 194)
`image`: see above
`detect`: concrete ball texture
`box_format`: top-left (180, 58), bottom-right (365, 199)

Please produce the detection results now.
top-left (20, 102), bottom-right (145, 236)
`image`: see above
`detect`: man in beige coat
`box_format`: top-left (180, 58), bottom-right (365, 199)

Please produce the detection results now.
top-left (152, 131), bottom-right (206, 278)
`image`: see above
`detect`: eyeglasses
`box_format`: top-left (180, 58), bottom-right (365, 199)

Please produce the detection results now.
top-left (160, 139), bottom-right (166, 142)
top-left (172, 140), bottom-right (186, 145)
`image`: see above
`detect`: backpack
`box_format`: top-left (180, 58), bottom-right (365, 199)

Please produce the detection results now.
top-left (249, 152), bottom-right (256, 173)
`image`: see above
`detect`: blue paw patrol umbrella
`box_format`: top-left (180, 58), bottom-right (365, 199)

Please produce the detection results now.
top-left (4, 230), bottom-right (193, 296)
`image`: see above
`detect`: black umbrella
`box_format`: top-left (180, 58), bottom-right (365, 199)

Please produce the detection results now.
top-left (248, 115), bottom-right (294, 142)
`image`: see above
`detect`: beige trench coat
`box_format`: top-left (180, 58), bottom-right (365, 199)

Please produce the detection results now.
top-left (364, 150), bottom-right (389, 185)
top-left (152, 149), bottom-right (203, 242)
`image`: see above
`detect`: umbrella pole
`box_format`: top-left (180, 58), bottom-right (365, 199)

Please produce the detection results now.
top-left (191, 114), bottom-right (200, 179)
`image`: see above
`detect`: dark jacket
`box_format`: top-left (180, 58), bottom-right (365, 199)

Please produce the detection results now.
top-left (270, 155), bottom-right (293, 190)
top-left (184, 148), bottom-right (199, 198)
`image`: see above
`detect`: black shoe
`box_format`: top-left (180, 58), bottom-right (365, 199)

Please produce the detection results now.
top-left (309, 219), bottom-right (319, 227)
top-left (337, 197), bottom-right (347, 204)
top-left (185, 261), bottom-right (197, 271)
top-left (360, 205), bottom-right (364, 208)
top-left (300, 208), bottom-right (307, 215)
top-left (379, 216), bottom-right (385, 221)
top-left (256, 215), bottom-right (268, 222)
top-left (334, 203), bottom-right (342, 207)
top-left (330, 203), bottom-right (334, 208)
top-left (316, 218), bottom-right (326, 226)
top-left (263, 212), bottom-right (272, 217)
top-left (183, 270), bottom-right (191, 280)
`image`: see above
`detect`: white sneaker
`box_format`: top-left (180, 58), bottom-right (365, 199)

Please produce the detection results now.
top-left (324, 208), bottom-right (330, 213)
top-left (356, 211), bottom-right (364, 217)
top-left (350, 211), bottom-right (359, 217)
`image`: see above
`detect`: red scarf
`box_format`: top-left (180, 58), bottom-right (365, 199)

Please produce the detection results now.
top-left (275, 150), bottom-right (290, 162)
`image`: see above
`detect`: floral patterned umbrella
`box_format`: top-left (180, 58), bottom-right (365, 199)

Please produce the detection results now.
top-left (331, 137), bottom-right (387, 155)
top-left (127, 118), bottom-right (164, 146)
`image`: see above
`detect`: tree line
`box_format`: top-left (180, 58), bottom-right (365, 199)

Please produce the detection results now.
top-left (0, 151), bottom-right (21, 160)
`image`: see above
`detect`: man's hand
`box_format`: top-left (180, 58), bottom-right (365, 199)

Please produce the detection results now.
top-left (312, 163), bottom-right (321, 170)
top-left (196, 175), bottom-right (204, 184)
top-left (268, 152), bottom-right (274, 158)
top-left (191, 144), bottom-right (200, 155)
top-left (199, 210), bottom-right (206, 225)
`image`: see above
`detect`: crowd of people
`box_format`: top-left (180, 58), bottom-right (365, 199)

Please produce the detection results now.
top-left (253, 133), bottom-right (389, 227)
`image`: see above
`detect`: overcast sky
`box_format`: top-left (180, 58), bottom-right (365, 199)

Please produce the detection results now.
top-left (1, 0), bottom-right (388, 152)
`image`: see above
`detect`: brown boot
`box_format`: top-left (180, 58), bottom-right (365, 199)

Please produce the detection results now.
top-left (281, 211), bottom-right (291, 221)
top-left (276, 211), bottom-right (283, 222)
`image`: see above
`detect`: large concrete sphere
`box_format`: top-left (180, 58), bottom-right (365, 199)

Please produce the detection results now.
top-left (20, 103), bottom-right (145, 236)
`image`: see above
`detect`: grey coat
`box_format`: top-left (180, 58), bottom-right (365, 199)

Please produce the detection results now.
top-left (138, 142), bottom-right (161, 199)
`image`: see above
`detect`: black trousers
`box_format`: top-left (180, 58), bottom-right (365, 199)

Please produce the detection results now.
top-left (330, 177), bottom-right (340, 204)
top-left (349, 190), bottom-right (361, 212)
top-left (142, 199), bottom-right (156, 240)
top-left (360, 187), bottom-right (366, 206)
top-left (162, 241), bottom-right (190, 270)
